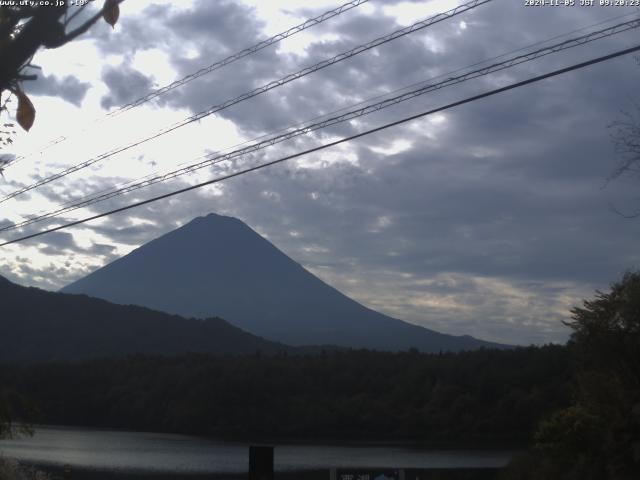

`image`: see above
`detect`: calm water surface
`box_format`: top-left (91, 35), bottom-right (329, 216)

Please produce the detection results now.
top-left (0, 426), bottom-right (514, 474)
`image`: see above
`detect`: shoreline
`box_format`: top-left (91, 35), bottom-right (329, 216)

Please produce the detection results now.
top-left (26, 424), bottom-right (527, 451)
top-left (2, 426), bottom-right (514, 480)
top-left (24, 462), bottom-right (503, 480)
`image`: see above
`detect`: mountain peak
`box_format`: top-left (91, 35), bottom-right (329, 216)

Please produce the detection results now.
top-left (171, 213), bottom-right (254, 241)
top-left (62, 213), bottom-right (506, 352)
top-left (196, 212), bottom-right (242, 224)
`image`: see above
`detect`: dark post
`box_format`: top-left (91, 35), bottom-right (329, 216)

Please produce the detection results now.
top-left (248, 445), bottom-right (274, 480)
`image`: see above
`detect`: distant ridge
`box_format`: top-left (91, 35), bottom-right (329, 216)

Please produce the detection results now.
top-left (62, 213), bottom-right (507, 352)
top-left (0, 275), bottom-right (289, 363)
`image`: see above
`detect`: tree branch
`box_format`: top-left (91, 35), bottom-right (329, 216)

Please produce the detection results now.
top-left (64, 3), bottom-right (90, 27)
top-left (59, 0), bottom-right (125, 45)
top-left (0, 5), bottom-right (67, 92)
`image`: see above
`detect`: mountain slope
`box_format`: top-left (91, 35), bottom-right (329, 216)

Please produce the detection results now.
top-left (62, 213), bottom-right (505, 352)
top-left (0, 274), bottom-right (288, 363)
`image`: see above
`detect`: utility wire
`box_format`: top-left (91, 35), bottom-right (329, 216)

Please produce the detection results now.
top-left (0, 0), bottom-right (492, 204)
top-left (110, 0), bottom-right (372, 116)
top-left (13, 9), bottom-right (634, 229)
top-left (4, 16), bottom-right (638, 233)
top-left (2, 43), bottom-right (639, 248)
top-left (3, 0), bottom-right (372, 169)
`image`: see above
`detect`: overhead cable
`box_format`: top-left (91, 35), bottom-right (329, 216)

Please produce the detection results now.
top-left (3, 0), bottom-right (372, 169)
top-left (4, 16), bottom-right (638, 233)
top-left (2, 42), bottom-right (639, 247)
top-left (0, 0), bottom-right (492, 203)
top-left (110, 0), bottom-right (373, 116)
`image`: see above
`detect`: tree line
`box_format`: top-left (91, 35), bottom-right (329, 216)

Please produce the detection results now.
top-left (1, 345), bottom-right (571, 446)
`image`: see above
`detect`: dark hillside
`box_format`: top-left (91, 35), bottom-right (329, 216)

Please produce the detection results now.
top-left (0, 275), bottom-right (288, 362)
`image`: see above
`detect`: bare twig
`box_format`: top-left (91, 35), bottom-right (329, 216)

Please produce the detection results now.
top-left (607, 98), bottom-right (640, 184)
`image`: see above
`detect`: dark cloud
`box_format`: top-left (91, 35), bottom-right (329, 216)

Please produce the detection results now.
top-left (85, 244), bottom-right (120, 264)
top-left (24, 74), bottom-right (91, 107)
top-left (101, 64), bottom-right (155, 110)
top-left (31, 231), bottom-right (78, 256)
top-left (90, 221), bottom-right (166, 246)
top-left (168, 0), bottom-right (261, 47)
top-left (90, 3), bottom-right (174, 56)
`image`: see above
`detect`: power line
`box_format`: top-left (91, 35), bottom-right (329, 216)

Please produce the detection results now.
top-left (5, 15), bottom-right (637, 232)
top-left (2, 42), bottom-right (638, 248)
top-left (5, 16), bottom-right (638, 233)
top-left (0, 0), bottom-right (492, 204)
top-left (109, 0), bottom-right (371, 117)
top-left (3, 0), bottom-right (372, 169)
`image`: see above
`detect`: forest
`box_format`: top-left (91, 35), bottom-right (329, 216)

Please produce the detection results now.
top-left (0, 346), bottom-right (571, 445)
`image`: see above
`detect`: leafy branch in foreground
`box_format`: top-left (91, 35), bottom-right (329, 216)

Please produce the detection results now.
top-left (503, 271), bottom-right (640, 480)
top-left (0, 1), bottom-right (123, 138)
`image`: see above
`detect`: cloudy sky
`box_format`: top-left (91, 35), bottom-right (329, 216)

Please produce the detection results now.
top-left (1, 0), bottom-right (639, 345)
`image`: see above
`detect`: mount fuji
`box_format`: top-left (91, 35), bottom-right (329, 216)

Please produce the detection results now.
top-left (62, 213), bottom-right (505, 352)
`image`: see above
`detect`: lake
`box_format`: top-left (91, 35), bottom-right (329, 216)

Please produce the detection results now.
top-left (0, 426), bottom-right (515, 475)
